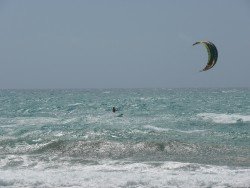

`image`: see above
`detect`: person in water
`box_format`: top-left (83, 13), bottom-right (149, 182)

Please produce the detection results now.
top-left (112, 107), bottom-right (123, 117)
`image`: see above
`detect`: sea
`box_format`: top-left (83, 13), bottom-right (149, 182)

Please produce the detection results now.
top-left (0, 88), bottom-right (249, 188)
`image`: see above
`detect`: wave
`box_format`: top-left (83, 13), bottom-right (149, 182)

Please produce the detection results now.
top-left (84, 113), bottom-right (129, 125)
top-left (67, 103), bottom-right (82, 107)
top-left (15, 139), bottom-right (245, 165)
top-left (0, 117), bottom-right (60, 127)
top-left (0, 116), bottom-right (81, 127)
top-left (0, 160), bottom-right (249, 188)
top-left (197, 113), bottom-right (250, 124)
top-left (144, 125), bottom-right (171, 132)
top-left (102, 91), bottom-right (111, 94)
top-left (144, 125), bottom-right (207, 134)
top-left (221, 89), bottom-right (239, 93)
top-left (1, 139), bottom-right (199, 160)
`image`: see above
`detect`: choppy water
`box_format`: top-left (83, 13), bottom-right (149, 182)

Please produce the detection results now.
top-left (0, 88), bottom-right (250, 187)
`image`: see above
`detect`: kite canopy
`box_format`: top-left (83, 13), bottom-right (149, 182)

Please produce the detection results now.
top-left (193, 41), bottom-right (218, 72)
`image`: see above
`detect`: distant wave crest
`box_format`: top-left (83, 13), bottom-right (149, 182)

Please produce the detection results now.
top-left (197, 113), bottom-right (250, 124)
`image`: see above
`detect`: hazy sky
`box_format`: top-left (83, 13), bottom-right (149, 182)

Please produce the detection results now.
top-left (0, 0), bottom-right (250, 89)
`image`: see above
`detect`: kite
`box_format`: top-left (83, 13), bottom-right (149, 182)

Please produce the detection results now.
top-left (193, 41), bottom-right (218, 72)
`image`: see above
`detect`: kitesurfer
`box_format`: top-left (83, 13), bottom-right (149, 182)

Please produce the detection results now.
top-left (112, 107), bottom-right (123, 117)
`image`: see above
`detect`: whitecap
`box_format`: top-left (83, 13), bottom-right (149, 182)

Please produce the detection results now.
top-left (221, 89), bottom-right (239, 93)
top-left (103, 91), bottom-right (111, 94)
top-left (197, 113), bottom-right (250, 124)
top-left (67, 103), bottom-right (82, 107)
top-left (176, 129), bottom-right (207, 134)
top-left (0, 160), bottom-right (249, 188)
top-left (143, 125), bottom-right (205, 134)
top-left (54, 132), bottom-right (64, 137)
top-left (144, 125), bottom-right (171, 132)
top-left (61, 117), bottom-right (79, 124)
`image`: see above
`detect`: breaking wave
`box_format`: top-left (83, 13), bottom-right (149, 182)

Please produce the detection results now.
top-left (197, 113), bottom-right (250, 124)
top-left (0, 160), bottom-right (249, 188)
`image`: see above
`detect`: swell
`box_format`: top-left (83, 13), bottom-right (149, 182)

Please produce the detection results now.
top-left (1, 138), bottom-right (249, 167)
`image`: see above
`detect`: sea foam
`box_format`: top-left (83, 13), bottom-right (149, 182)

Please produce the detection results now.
top-left (197, 113), bottom-right (250, 124)
top-left (0, 161), bottom-right (249, 188)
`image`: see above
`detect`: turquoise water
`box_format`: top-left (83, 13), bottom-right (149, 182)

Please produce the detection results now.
top-left (0, 88), bottom-right (250, 187)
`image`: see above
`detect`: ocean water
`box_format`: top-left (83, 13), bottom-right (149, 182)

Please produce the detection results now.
top-left (0, 88), bottom-right (250, 188)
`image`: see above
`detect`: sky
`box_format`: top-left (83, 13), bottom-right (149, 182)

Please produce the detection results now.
top-left (0, 0), bottom-right (250, 89)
